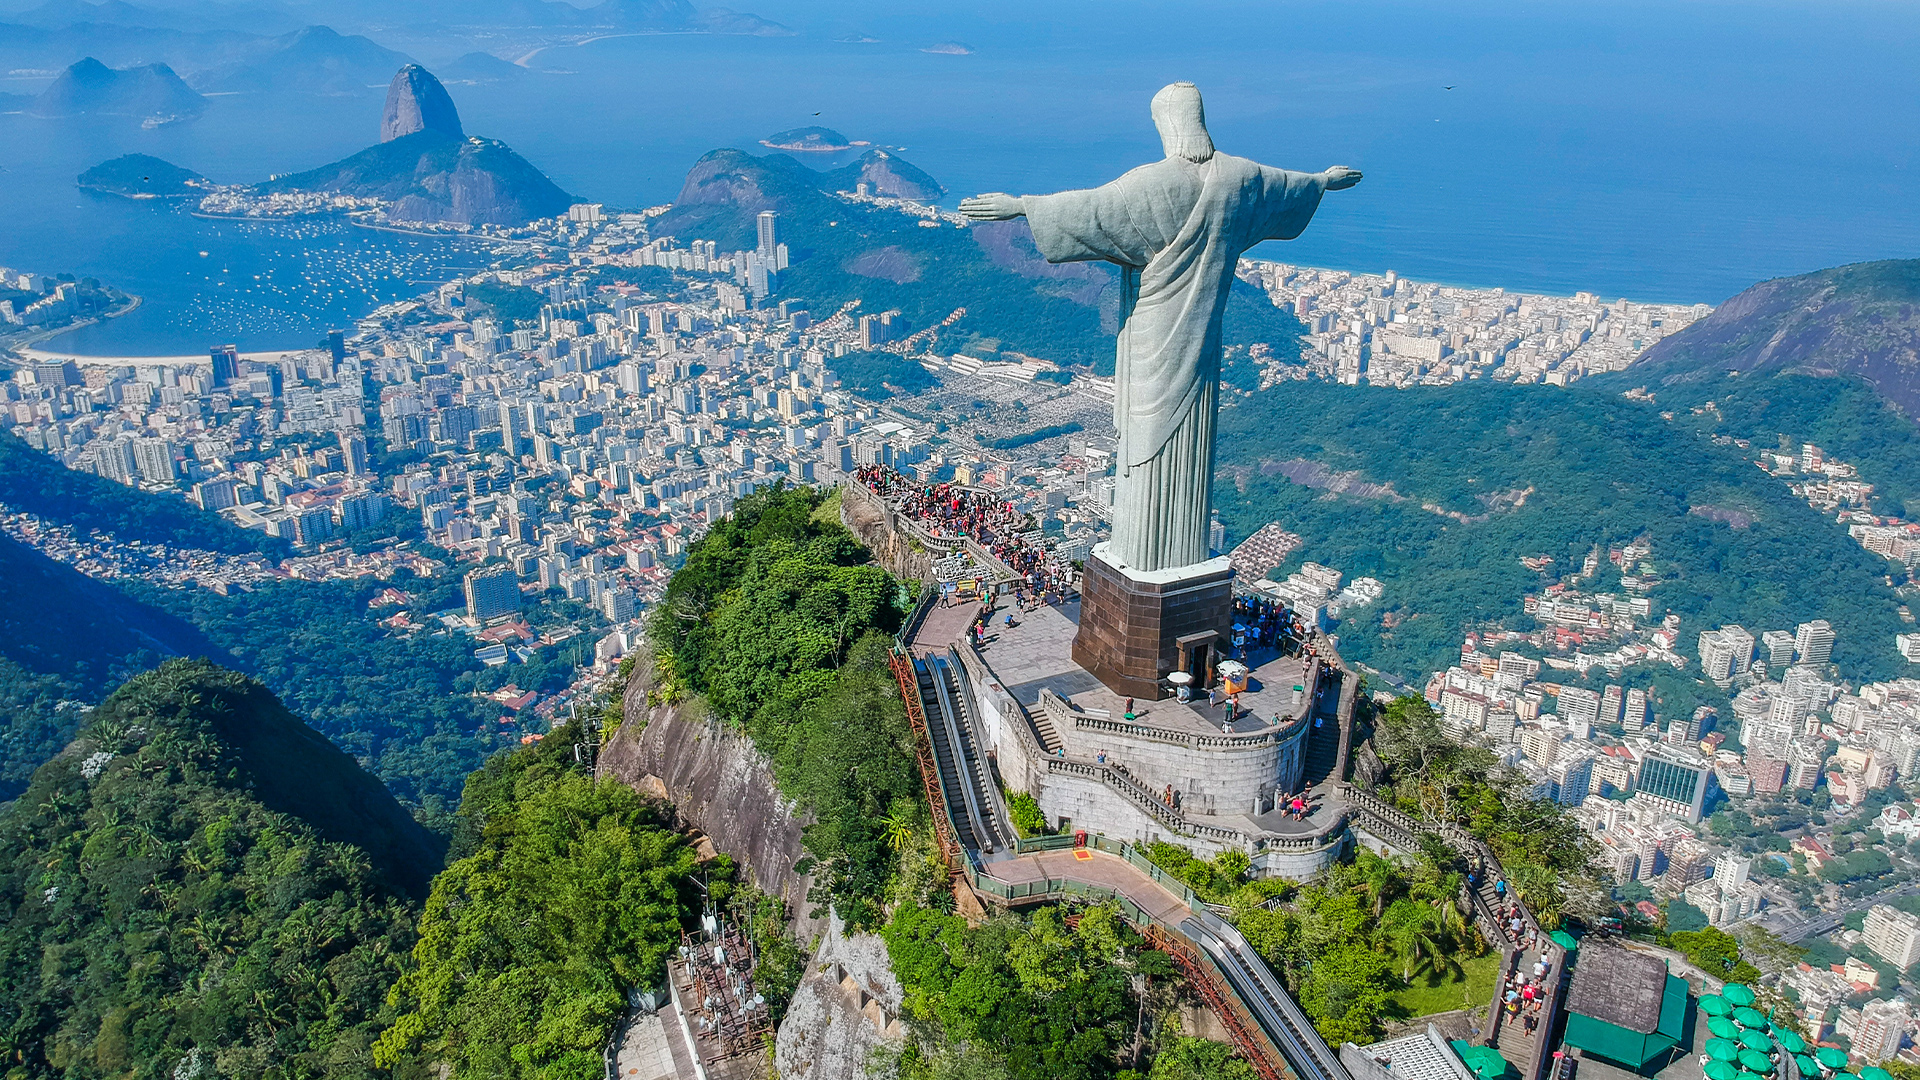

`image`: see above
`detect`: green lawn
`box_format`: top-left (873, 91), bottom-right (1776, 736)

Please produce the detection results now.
top-left (1386, 950), bottom-right (1504, 1020)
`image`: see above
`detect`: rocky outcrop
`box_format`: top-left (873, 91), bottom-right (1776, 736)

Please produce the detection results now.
top-left (839, 484), bottom-right (935, 583)
top-left (380, 64), bottom-right (462, 142)
top-left (828, 149), bottom-right (945, 201)
top-left (257, 68), bottom-right (574, 226)
top-left (774, 912), bottom-right (906, 1080)
top-left (597, 651), bottom-right (825, 942)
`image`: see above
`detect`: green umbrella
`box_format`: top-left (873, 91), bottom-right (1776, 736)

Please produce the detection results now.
top-left (1860, 1069), bottom-right (1893, 1080)
top-left (1706, 1063), bottom-right (1744, 1080)
top-left (1708, 1039), bottom-right (1744, 1061)
top-left (1723, 983), bottom-right (1758, 1007)
top-left (1736, 1007), bottom-right (1771, 1030)
top-left (1816, 1047), bottom-right (1851, 1070)
top-left (1710, 1017), bottom-right (1742, 1039)
top-left (1776, 1030), bottom-right (1807, 1054)
top-left (1741, 1030), bottom-right (1775, 1053)
top-left (1796, 1056), bottom-right (1822, 1077)
top-left (1701, 995), bottom-right (1735, 1017)
top-left (1741, 1050), bottom-right (1778, 1074)
top-left (1454, 1044), bottom-right (1510, 1079)
top-left (1550, 929), bottom-right (1579, 951)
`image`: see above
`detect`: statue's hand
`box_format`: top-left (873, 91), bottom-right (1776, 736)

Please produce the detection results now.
top-left (1323, 166), bottom-right (1363, 191)
top-left (959, 193), bottom-right (1026, 221)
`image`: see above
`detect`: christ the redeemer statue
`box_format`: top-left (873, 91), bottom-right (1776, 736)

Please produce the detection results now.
top-left (961, 82), bottom-right (1361, 574)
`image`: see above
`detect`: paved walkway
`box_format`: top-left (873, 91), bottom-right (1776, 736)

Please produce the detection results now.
top-left (613, 1002), bottom-right (700, 1080)
top-left (909, 598), bottom-right (981, 656)
top-left (978, 601), bottom-right (1316, 738)
top-left (980, 847), bottom-right (1195, 926)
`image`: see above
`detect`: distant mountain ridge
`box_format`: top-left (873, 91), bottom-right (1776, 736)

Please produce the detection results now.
top-left (1634, 259), bottom-right (1920, 417)
top-left (28, 55), bottom-right (203, 119)
top-left (196, 23), bottom-right (410, 94)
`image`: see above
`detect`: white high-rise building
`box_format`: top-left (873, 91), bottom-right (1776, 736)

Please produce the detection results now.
top-left (1623, 687), bottom-right (1650, 733)
top-left (1713, 852), bottom-right (1752, 891)
top-left (1796, 620), bottom-right (1836, 669)
top-left (132, 436), bottom-right (176, 484)
top-left (756, 210), bottom-right (779, 260)
top-left (1698, 625), bottom-right (1755, 687)
top-left (1559, 685), bottom-right (1602, 729)
top-left (1863, 905), bottom-right (1920, 969)
top-left (1761, 629), bottom-right (1797, 668)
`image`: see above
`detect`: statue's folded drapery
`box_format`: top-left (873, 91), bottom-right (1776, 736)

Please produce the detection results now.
top-left (1023, 154), bottom-right (1328, 573)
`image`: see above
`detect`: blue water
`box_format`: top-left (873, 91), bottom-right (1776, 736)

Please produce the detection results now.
top-left (3, 0), bottom-right (1918, 354)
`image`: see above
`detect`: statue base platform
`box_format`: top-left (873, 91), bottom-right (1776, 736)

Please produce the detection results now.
top-left (1071, 543), bottom-right (1235, 700)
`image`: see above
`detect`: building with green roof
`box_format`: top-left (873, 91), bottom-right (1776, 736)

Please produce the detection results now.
top-left (1559, 947), bottom-right (1691, 1071)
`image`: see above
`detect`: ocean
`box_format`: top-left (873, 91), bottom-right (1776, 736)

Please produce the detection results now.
top-left (2, 0), bottom-right (1917, 355)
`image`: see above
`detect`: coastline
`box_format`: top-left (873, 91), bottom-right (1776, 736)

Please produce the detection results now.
top-left (1, 293), bottom-right (143, 362)
top-left (349, 220), bottom-right (521, 247)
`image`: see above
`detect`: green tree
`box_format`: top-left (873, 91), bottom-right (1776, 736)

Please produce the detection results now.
top-left (0, 661), bottom-right (419, 1079)
top-left (1149, 1037), bottom-right (1258, 1080)
top-left (376, 738), bottom-right (702, 1078)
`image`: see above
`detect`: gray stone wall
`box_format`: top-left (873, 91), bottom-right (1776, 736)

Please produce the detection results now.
top-left (1058, 713), bottom-right (1309, 817)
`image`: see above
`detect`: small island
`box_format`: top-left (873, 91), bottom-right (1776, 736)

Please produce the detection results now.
top-left (76, 154), bottom-right (213, 199)
top-left (760, 126), bottom-right (869, 152)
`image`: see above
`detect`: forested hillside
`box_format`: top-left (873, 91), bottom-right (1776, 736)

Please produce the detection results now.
top-left (1212, 378), bottom-right (1909, 690)
top-left (133, 575), bottom-right (523, 809)
top-left (1632, 259), bottom-right (1920, 418)
top-left (649, 482), bottom-right (922, 926)
top-left (0, 662), bottom-right (429, 1078)
top-left (1602, 367), bottom-right (1920, 517)
top-left (0, 534), bottom-right (225, 799)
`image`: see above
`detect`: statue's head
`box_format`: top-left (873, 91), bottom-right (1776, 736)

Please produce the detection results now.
top-left (1151, 82), bottom-right (1215, 163)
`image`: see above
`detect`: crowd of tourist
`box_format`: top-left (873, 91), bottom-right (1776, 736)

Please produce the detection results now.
top-left (857, 465), bottom-right (1078, 599)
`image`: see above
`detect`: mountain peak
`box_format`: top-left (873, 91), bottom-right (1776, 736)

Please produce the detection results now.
top-left (32, 56), bottom-right (204, 121)
top-left (1635, 258), bottom-right (1920, 416)
top-left (381, 63), bottom-right (462, 143)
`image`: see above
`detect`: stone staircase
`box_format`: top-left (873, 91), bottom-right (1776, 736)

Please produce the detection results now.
top-left (1301, 719), bottom-right (1340, 786)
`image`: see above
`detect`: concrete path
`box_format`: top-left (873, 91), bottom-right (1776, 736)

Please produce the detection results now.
top-left (910, 598), bottom-right (980, 656)
top-left (980, 847), bottom-right (1195, 926)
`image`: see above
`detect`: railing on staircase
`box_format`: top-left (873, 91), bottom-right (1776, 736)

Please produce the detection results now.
top-left (1336, 781), bottom-right (1566, 1080)
top-left (889, 647), bottom-right (960, 869)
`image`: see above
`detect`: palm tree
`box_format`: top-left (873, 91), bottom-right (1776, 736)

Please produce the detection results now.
top-left (883, 808), bottom-right (915, 852)
top-left (1351, 850), bottom-right (1408, 917)
top-left (1388, 907), bottom-right (1449, 982)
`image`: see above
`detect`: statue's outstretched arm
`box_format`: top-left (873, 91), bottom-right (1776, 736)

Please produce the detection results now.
top-left (959, 193), bottom-right (1027, 221)
top-left (1323, 166), bottom-right (1363, 191)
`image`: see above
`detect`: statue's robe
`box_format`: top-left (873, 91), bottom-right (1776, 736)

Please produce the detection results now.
top-left (1024, 154), bottom-right (1328, 572)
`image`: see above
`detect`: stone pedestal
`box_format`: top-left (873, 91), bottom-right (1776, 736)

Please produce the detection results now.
top-left (1072, 543), bottom-right (1234, 700)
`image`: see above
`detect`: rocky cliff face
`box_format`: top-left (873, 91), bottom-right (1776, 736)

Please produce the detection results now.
top-left (380, 63), bottom-right (462, 142)
top-left (597, 652), bottom-right (825, 942)
top-left (1635, 259), bottom-right (1920, 416)
top-left (774, 912), bottom-right (906, 1080)
top-left (839, 484), bottom-right (936, 583)
top-left (599, 651), bottom-right (909, 1078)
